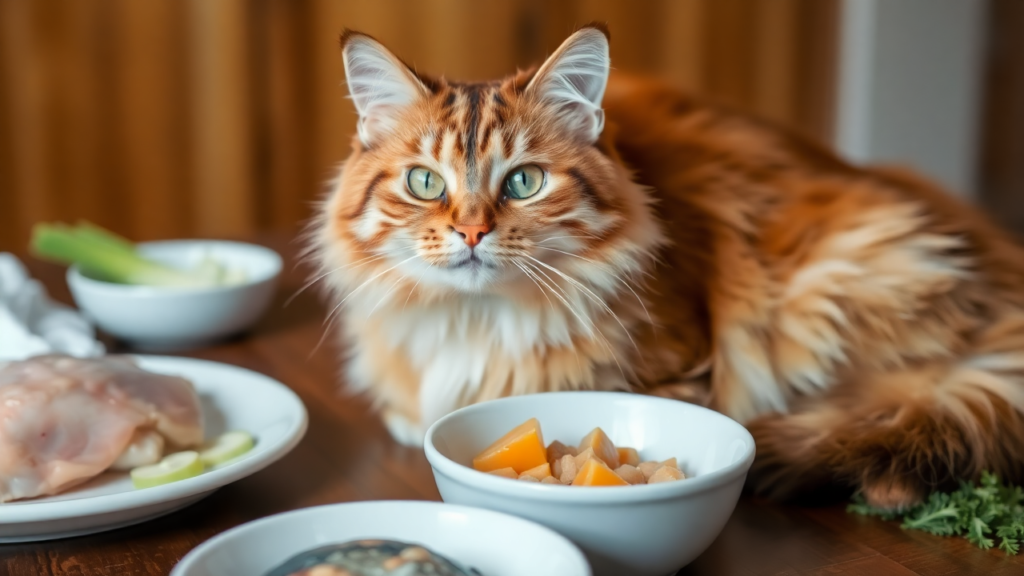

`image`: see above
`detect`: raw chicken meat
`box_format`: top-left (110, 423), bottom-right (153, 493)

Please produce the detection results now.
top-left (0, 354), bottom-right (203, 502)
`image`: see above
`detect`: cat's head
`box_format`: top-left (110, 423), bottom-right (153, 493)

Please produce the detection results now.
top-left (317, 25), bottom-right (661, 305)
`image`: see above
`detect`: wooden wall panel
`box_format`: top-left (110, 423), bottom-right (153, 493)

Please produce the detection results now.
top-left (2, 0), bottom-right (52, 251)
top-left (257, 0), bottom-right (315, 232)
top-left (979, 0), bottom-right (1024, 233)
top-left (189, 0), bottom-right (257, 237)
top-left (660, 0), bottom-right (708, 92)
top-left (110, 0), bottom-right (192, 241)
top-left (51, 1), bottom-right (104, 229)
top-left (0, 0), bottom-right (839, 249)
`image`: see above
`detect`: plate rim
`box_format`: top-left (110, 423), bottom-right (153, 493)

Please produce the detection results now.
top-left (0, 355), bottom-right (308, 525)
top-left (170, 500), bottom-right (593, 576)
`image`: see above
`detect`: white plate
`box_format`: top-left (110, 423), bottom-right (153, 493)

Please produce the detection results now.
top-left (0, 355), bottom-right (308, 542)
top-left (172, 501), bottom-right (592, 576)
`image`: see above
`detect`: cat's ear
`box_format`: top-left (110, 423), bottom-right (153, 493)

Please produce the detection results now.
top-left (341, 31), bottom-right (429, 146)
top-left (526, 25), bottom-right (611, 143)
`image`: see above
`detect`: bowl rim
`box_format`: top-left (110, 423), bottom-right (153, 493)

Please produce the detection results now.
top-left (170, 500), bottom-right (593, 576)
top-left (66, 239), bottom-right (283, 296)
top-left (424, 391), bottom-right (756, 504)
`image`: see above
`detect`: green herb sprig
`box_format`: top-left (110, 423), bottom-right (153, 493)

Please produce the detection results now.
top-left (848, 472), bottom-right (1024, 554)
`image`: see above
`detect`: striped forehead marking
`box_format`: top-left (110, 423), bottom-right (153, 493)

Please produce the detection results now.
top-left (436, 82), bottom-right (511, 191)
top-left (464, 83), bottom-right (483, 173)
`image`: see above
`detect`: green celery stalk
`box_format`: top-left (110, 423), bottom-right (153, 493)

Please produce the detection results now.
top-left (31, 223), bottom-right (211, 287)
top-left (73, 220), bottom-right (138, 256)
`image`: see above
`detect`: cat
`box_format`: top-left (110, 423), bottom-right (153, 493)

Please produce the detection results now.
top-left (311, 24), bottom-right (1024, 510)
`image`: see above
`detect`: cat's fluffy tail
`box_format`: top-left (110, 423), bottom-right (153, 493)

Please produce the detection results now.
top-left (746, 314), bottom-right (1024, 510)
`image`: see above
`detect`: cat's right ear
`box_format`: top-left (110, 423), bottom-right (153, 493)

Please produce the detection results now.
top-left (341, 31), bottom-right (429, 146)
top-left (526, 25), bottom-right (611, 144)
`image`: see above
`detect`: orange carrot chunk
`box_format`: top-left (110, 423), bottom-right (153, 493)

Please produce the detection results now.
top-left (572, 458), bottom-right (629, 487)
top-left (573, 447), bottom-right (598, 470)
top-left (519, 462), bottom-right (552, 481)
top-left (578, 427), bottom-right (620, 469)
top-left (617, 447), bottom-right (640, 467)
top-left (486, 467), bottom-right (518, 479)
top-left (472, 418), bottom-right (547, 474)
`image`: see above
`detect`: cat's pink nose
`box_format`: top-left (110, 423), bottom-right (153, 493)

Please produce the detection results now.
top-left (454, 224), bottom-right (491, 248)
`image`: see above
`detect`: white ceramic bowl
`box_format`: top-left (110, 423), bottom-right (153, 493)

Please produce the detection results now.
top-left (171, 500), bottom-right (592, 576)
top-left (67, 240), bottom-right (282, 351)
top-left (424, 392), bottom-right (756, 576)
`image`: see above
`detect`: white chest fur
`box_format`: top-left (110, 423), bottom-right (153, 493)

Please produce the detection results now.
top-left (341, 289), bottom-right (627, 430)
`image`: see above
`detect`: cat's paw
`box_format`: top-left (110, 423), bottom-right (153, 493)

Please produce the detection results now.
top-left (858, 472), bottom-right (927, 511)
top-left (383, 411), bottom-right (426, 447)
top-left (648, 381), bottom-right (711, 406)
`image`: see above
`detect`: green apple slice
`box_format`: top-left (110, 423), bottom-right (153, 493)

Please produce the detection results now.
top-left (199, 431), bottom-right (255, 467)
top-left (131, 451), bottom-right (204, 489)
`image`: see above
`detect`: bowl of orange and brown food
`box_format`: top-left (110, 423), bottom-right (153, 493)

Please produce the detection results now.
top-left (423, 392), bottom-right (755, 576)
top-left (470, 418), bottom-right (686, 487)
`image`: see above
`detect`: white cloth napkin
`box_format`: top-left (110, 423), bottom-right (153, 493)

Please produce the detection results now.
top-left (0, 253), bottom-right (104, 361)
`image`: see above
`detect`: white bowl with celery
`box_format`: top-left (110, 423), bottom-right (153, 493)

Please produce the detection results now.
top-left (33, 223), bottom-right (282, 351)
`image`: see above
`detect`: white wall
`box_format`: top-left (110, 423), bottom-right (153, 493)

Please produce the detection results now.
top-left (834, 0), bottom-right (987, 199)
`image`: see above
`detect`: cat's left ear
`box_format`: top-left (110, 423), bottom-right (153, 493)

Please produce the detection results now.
top-left (526, 25), bottom-right (611, 144)
top-left (341, 30), bottom-right (430, 146)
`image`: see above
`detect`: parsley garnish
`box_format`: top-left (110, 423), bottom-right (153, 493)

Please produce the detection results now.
top-left (847, 472), bottom-right (1024, 554)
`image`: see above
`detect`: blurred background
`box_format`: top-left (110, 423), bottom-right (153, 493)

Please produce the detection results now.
top-left (1, 0), bottom-right (1020, 251)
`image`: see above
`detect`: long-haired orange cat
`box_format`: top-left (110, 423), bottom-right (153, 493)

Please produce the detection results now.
top-left (311, 25), bottom-right (1024, 509)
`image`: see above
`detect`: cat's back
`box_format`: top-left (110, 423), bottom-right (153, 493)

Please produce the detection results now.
top-left (601, 70), bottom-right (1024, 311)
top-left (601, 71), bottom-right (849, 189)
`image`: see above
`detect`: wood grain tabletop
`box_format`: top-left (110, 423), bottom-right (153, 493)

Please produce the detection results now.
top-left (3, 233), bottom-right (1022, 576)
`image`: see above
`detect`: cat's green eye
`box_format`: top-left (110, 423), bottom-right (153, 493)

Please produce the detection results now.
top-left (407, 167), bottom-right (446, 200)
top-left (503, 165), bottom-right (544, 200)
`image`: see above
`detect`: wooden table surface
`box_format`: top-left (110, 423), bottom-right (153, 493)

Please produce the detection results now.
top-left (3, 233), bottom-right (1023, 576)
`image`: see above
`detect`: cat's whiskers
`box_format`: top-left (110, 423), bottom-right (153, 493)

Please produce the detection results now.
top-left (533, 245), bottom-right (654, 327)
top-left (286, 252), bottom-right (389, 307)
top-left (510, 258), bottom-right (584, 377)
top-left (515, 258), bottom-right (590, 333)
top-left (401, 268), bottom-right (426, 312)
top-left (509, 259), bottom-right (554, 310)
top-left (310, 251), bottom-right (418, 358)
top-left (536, 234), bottom-right (602, 244)
top-left (367, 273), bottom-right (407, 319)
top-left (537, 234), bottom-right (655, 282)
top-left (518, 258), bottom-right (626, 381)
top-left (523, 255), bottom-right (640, 357)
top-left (323, 252), bottom-right (419, 325)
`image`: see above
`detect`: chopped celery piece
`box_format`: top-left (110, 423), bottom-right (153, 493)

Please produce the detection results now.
top-left (199, 431), bottom-right (255, 467)
top-left (29, 221), bottom-right (247, 288)
top-left (130, 451), bottom-right (204, 489)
